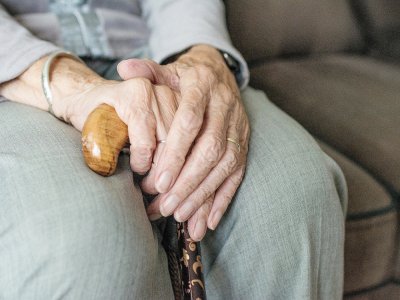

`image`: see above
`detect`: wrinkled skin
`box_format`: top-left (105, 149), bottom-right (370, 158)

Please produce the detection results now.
top-left (117, 45), bottom-right (250, 241)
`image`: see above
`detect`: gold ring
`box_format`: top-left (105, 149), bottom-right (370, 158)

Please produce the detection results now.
top-left (226, 138), bottom-right (241, 153)
top-left (157, 140), bottom-right (166, 144)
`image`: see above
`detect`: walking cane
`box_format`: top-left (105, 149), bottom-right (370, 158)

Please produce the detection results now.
top-left (81, 104), bottom-right (207, 300)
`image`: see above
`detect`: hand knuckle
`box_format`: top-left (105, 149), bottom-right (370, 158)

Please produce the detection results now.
top-left (179, 105), bottom-right (202, 133)
top-left (198, 205), bottom-right (210, 217)
top-left (212, 108), bottom-right (227, 123)
top-left (131, 107), bottom-right (154, 122)
top-left (196, 186), bottom-right (212, 202)
top-left (135, 145), bottom-right (154, 161)
top-left (220, 193), bottom-right (233, 206)
top-left (181, 179), bottom-right (198, 194)
top-left (165, 148), bottom-right (186, 166)
top-left (130, 157), bottom-right (150, 173)
top-left (225, 150), bottom-right (239, 171)
top-left (197, 65), bottom-right (213, 77)
top-left (205, 196), bottom-right (214, 205)
top-left (198, 135), bottom-right (224, 165)
top-left (218, 163), bottom-right (232, 179)
top-left (187, 85), bottom-right (206, 101)
top-left (229, 174), bottom-right (243, 187)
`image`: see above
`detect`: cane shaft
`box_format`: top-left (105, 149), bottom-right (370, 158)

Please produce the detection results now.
top-left (177, 222), bottom-right (206, 300)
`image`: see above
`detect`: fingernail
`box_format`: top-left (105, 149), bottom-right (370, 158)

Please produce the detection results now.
top-left (193, 219), bottom-right (206, 241)
top-left (175, 202), bottom-right (195, 222)
top-left (210, 211), bottom-right (223, 230)
top-left (160, 195), bottom-right (180, 216)
top-left (148, 213), bottom-right (162, 221)
top-left (156, 171), bottom-right (173, 193)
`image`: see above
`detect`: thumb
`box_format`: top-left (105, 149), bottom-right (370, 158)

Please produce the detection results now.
top-left (117, 59), bottom-right (180, 89)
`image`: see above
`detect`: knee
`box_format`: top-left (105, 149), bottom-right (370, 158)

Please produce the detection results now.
top-left (204, 138), bottom-right (345, 299)
top-left (228, 129), bottom-right (346, 291)
top-left (238, 88), bottom-right (346, 225)
top-left (235, 114), bottom-right (346, 242)
top-left (38, 179), bottom-right (158, 275)
top-left (2, 166), bottom-right (161, 297)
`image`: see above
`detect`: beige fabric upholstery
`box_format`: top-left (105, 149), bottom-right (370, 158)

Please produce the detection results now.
top-left (319, 142), bottom-right (393, 216)
top-left (345, 283), bottom-right (400, 299)
top-left (354, 0), bottom-right (400, 35)
top-left (224, 0), bottom-right (399, 297)
top-left (250, 55), bottom-right (400, 192)
top-left (224, 0), bottom-right (364, 63)
top-left (352, 0), bottom-right (400, 58)
top-left (318, 141), bottom-right (397, 294)
top-left (395, 244), bottom-right (400, 280)
top-left (345, 213), bottom-right (397, 293)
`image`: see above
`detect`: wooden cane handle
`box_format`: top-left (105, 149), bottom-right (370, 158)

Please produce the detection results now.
top-left (81, 104), bottom-right (128, 177)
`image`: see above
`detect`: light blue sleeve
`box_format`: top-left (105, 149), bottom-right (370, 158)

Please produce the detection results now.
top-left (139, 0), bottom-right (249, 89)
top-left (0, 3), bottom-right (60, 84)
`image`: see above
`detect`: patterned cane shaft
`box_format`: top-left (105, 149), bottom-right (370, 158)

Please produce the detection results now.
top-left (177, 222), bottom-right (207, 300)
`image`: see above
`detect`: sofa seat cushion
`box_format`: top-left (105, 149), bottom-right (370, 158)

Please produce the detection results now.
top-left (250, 55), bottom-right (400, 193)
top-left (317, 140), bottom-right (397, 294)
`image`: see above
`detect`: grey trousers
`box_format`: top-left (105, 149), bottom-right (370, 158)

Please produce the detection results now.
top-left (0, 84), bottom-right (347, 299)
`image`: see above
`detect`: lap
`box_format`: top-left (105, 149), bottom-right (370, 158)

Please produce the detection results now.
top-left (0, 85), bottom-right (347, 299)
top-left (0, 101), bottom-right (148, 237)
top-left (0, 101), bottom-right (172, 299)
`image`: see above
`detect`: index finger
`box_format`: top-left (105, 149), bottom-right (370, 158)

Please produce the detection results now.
top-left (154, 68), bottom-right (210, 193)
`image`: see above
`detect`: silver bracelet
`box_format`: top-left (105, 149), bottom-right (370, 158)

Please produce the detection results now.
top-left (41, 50), bottom-right (84, 121)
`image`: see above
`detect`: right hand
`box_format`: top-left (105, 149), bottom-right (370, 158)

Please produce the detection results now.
top-left (0, 54), bottom-right (178, 184)
top-left (64, 78), bottom-right (178, 175)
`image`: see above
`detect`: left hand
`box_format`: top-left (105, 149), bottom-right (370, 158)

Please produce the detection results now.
top-left (118, 45), bottom-right (250, 241)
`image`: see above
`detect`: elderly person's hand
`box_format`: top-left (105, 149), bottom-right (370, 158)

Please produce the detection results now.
top-left (118, 45), bottom-right (250, 241)
top-left (0, 55), bottom-right (178, 175)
